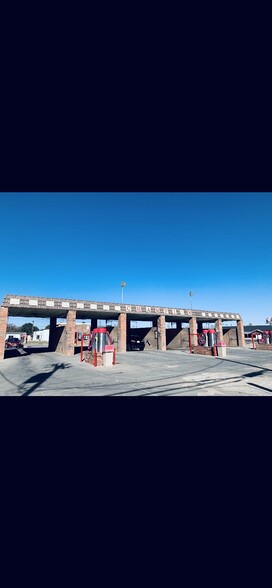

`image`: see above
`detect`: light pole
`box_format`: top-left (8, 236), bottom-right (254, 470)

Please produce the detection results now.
top-left (121, 281), bottom-right (126, 304)
top-left (32, 321), bottom-right (34, 340)
top-left (189, 291), bottom-right (194, 311)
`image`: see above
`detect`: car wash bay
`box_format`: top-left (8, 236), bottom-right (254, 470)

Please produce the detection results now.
top-left (0, 294), bottom-right (245, 360)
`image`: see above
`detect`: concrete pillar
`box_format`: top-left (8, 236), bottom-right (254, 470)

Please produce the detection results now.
top-left (237, 319), bottom-right (245, 347)
top-left (157, 315), bottom-right (166, 351)
top-left (0, 307), bottom-right (8, 360)
top-left (118, 313), bottom-right (127, 352)
top-left (48, 317), bottom-right (57, 351)
top-left (189, 317), bottom-right (198, 346)
top-left (215, 319), bottom-right (223, 343)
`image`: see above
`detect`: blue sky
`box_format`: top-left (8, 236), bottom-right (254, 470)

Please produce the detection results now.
top-left (1, 193), bottom-right (271, 326)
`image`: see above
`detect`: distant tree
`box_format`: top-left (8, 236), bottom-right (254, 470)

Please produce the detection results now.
top-left (7, 323), bottom-right (21, 333)
top-left (20, 322), bottom-right (39, 335)
top-left (44, 324), bottom-right (51, 330)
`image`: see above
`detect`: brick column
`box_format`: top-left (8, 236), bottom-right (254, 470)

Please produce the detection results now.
top-left (65, 310), bottom-right (76, 355)
top-left (118, 313), bottom-right (127, 352)
top-left (56, 310), bottom-right (76, 356)
top-left (48, 317), bottom-right (57, 351)
top-left (157, 315), bottom-right (166, 351)
top-left (237, 319), bottom-right (245, 347)
top-left (189, 317), bottom-right (198, 346)
top-left (0, 307), bottom-right (8, 360)
top-left (215, 319), bottom-right (223, 343)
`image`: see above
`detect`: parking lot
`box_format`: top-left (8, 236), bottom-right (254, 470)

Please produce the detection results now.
top-left (0, 346), bottom-right (272, 396)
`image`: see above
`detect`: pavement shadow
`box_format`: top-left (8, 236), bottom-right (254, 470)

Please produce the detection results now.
top-left (107, 374), bottom-right (243, 396)
top-left (74, 345), bottom-right (89, 355)
top-left (18, 362), bottom-right (72, 396)
top-left (4, 348), bottom-right (27, 359)
top-left (141, 368), bottom-right (272, 396)
top-left (222, 356), bottom-right (272, 373)
top-left (107, 366), bottom-right (272, 396)
top-left (107, 361), bottom-right (226, 396)
top-left (4, 346), bottom-right (50, 359)
top-left (24, 347), bottom-right (50, 355)
top-left (246, 382), bottom-right (272, 394)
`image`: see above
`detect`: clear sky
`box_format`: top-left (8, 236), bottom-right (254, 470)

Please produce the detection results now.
top-left (1, 193), bottom-right (271, 327)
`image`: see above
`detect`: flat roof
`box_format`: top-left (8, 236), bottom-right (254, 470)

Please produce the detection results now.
top-left (1, 294), bottom-right (241, 322)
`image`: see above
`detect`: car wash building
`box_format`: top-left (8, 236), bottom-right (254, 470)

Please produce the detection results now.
top-left (0, 293), bottom-right (245, 360)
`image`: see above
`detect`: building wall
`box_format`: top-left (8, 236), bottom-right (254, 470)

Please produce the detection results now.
top-left (75, 324), bottom-right (240, 350)
top-left (106, 326), bottom-right (190, 351)
top-left (50, 311), bottom-right (76, 355)
top-left (49, 325), bottom-right (65, 351)
top-left (105, 326), bottom-right (159, 350)
top-left (166, 327), bottom-right (189, 349)
top-left (5, 332), bottom-right (26, 340)
top-left (223, 328), bottom-right (238, 346)
top-left (33, 329), bottom-right (50, 342)
top-left (105, 326), bottom-right (118, 346)
top-left (131, 327), bottom-right (158, 350)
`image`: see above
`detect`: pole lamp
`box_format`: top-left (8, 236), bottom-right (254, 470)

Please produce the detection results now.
top-left (189, 291), bottom-right (194, 311)
top-left (121, 281), bottom-right (126, 304)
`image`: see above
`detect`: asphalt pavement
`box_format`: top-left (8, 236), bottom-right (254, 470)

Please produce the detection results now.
top-left (0, 347), bottom-right (272, 396)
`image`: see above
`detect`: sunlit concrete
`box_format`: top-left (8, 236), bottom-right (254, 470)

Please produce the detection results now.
top-left (0, 347), bottom-right (271, 396)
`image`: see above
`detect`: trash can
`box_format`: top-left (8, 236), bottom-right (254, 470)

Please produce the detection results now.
top-left (102, 344), bottom-right (115, 367)
top-left (217, 341), bottom-right (227, 358)
top-left (103, 352), bottom-right (114, 367)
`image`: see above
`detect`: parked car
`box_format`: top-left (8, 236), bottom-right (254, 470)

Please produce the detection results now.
top-left (127, 336), bottom-right (145, 351)
top-left (5, 337), bottom-right (23, 349)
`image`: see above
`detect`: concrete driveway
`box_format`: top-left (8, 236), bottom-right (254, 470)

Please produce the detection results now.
top-left (0, 347), bottom-right (272, 396)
